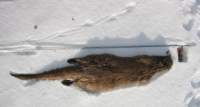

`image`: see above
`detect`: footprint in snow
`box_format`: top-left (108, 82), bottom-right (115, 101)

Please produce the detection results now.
top-left (185, 70), bottom-right (200, 107)
top-left (182, 17), bottom-right (194, 31)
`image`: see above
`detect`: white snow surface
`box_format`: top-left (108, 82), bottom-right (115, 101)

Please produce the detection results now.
top-left (0, 0), bottom-right (200, 107)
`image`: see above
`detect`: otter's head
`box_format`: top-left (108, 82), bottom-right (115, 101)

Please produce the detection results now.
top-left (156, 54), bottom-right (173, 70)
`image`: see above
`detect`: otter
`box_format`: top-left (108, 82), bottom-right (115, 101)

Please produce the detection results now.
top-left (10, 53), bottom-right (173, 93)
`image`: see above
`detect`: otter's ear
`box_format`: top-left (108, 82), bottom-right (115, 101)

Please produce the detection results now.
top-left (61, 80), bottom-right (74, 86)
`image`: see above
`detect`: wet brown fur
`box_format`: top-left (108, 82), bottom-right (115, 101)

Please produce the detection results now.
top-left (10, 53), bottom-right (173, 93)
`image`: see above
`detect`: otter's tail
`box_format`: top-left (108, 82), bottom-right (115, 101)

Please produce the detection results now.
top-left (10, 67), bottom-right (81, 80)
top-left (10, 72), bottom-right (46, 80)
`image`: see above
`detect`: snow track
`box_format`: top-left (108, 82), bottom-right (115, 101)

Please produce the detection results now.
top-left (181, 0), bottom-right (200, 107)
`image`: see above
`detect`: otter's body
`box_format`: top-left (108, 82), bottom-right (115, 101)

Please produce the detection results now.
top-left (11, 54), bottom-right (173, 93)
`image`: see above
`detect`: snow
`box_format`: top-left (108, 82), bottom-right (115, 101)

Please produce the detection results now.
top-left (0, 0), bottom-right (200, 107)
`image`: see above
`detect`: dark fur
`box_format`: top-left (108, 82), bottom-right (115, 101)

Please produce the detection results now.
top-left (11, 53), bottom-right (173, 93)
